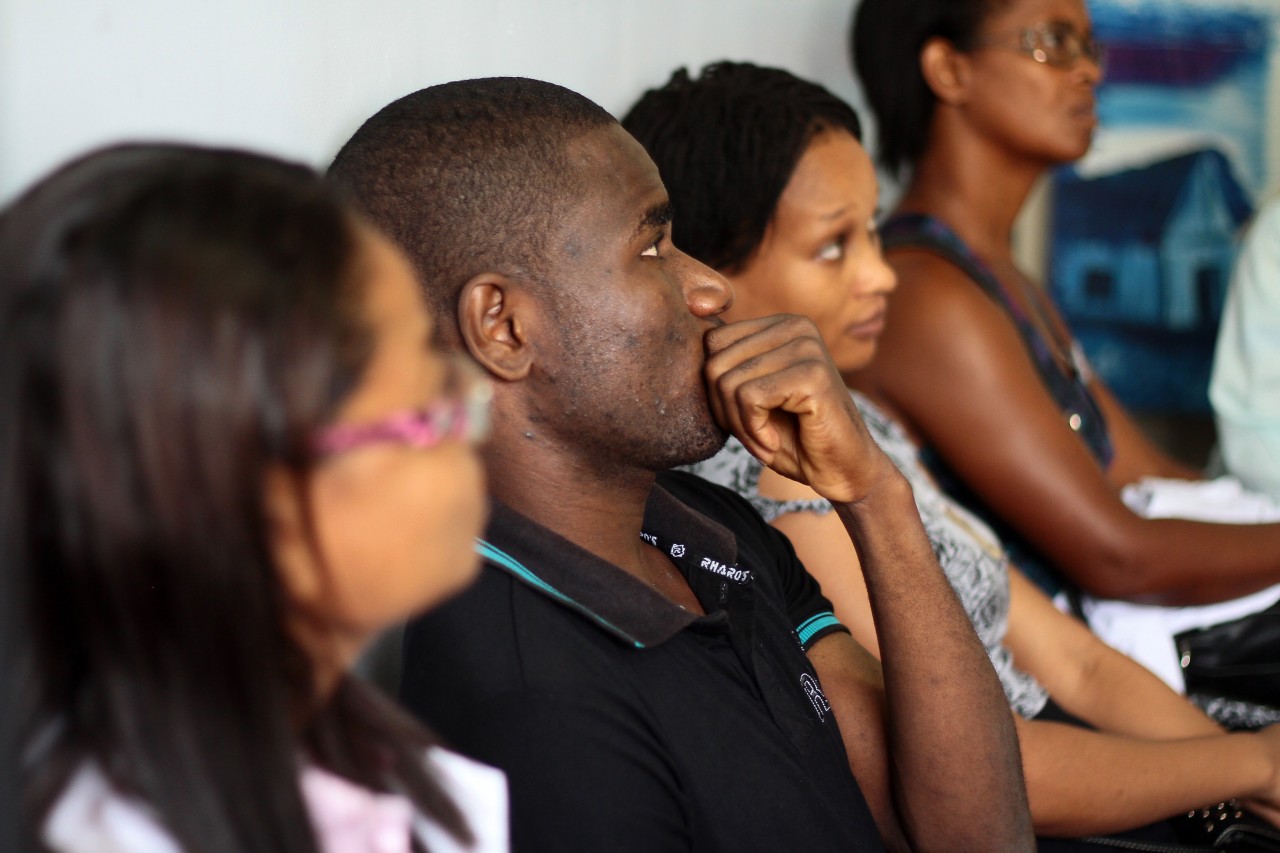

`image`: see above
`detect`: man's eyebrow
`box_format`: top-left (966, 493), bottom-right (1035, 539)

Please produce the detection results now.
top-left (635, 202), bottom-right (674, 236)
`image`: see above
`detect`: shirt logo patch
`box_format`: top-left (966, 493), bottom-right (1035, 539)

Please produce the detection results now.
top-left (697, 556), bottom-right (752, 583)
top-left (800, 673), bottom-right (831, 721)
top-left (670, 544), bottom-right (686, 558)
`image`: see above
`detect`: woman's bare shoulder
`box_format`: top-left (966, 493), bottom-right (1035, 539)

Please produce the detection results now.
top-left (886, 247), bottom-right (1002, 314)
top-left (862, 247), bottom-right (1028, 398)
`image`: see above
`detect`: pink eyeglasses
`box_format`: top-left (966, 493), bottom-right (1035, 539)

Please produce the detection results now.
top-left (313, 355), bottom-right (492, 456)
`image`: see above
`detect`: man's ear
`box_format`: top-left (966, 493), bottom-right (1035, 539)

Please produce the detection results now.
top-left (921, 36), bottom-right (971, 106)
top-left (458, 272), bottom-right (535, 381)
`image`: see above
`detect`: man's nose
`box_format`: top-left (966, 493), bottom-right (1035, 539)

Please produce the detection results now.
top-left (681, 252), bottom-right (734, 318)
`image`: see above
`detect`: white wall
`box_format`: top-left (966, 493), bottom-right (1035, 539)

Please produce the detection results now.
top-left (0, 0), bottom-right (865, 202)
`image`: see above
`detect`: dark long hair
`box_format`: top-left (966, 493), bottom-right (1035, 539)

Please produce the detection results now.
top-left (851, 0), bottom-right (1006, 177)
top-left (0, 144), bottom-right (471, 851)
top-left (622, 61), bottom-right (862, 273)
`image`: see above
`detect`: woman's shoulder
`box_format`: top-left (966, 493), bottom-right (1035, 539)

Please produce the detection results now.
top-left (864, 252), bottom-right (1024, 402)
top-left (888, 249), bottom-right (1003, 322)
top-left (881, 213), bottom-right (1009, 305)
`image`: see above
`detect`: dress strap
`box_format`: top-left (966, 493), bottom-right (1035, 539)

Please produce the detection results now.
top-left (881, 213), bottom-right (1040, 335)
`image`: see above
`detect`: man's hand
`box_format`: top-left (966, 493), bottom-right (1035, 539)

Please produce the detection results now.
top-left (703, 314), bottom-right (892, 505)
top-left (708, 315), bottom-right (1034, 852)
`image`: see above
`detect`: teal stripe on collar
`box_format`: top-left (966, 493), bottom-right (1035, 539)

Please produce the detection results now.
top-left (475, 538), bottom-right (646, 649)
top-left (796, 611), bottom-right (841, 646)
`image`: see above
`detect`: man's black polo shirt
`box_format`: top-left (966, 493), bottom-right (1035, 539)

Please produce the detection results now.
top-left (401, 470), bottom-right (884, 852)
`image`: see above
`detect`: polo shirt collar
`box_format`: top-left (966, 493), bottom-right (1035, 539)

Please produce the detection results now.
top-left (476, 482), bottom-right (746, 649)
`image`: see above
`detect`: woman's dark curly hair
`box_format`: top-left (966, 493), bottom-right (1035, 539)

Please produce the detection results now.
top-left (623, 61), bottom-right (862, 274)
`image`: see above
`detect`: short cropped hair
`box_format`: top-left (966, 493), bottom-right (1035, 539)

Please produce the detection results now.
top-left (622, 61), bottom-right (861, 274)
top-left (852, 0), bottom-right (1006, 177)
top-left (328, 77), bottom-right (615, 332)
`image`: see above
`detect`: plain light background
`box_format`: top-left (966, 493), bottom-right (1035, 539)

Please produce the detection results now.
top-left (4, 0), bottom-right (1278, 274)
top-left (0, 0), bottom-right (868, 201)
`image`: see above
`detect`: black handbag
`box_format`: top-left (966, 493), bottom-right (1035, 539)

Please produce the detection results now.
top-left (1068, 802), bottom-right (1280, 852)
top-left (1174, 599), bottom-right (1280, 709)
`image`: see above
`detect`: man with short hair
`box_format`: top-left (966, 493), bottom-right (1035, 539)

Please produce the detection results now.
top-left (330, 77), bottom-right (1032, 852)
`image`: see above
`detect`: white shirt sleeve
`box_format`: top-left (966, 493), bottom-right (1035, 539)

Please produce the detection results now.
top-left (46, 750), bottom-right (509, 853)
top-left (414, 747), bottom-right (510, 853)
top-left (1211, 197), bottom-right (1280, 500)
top-left (43, 764), bottom-right (181, 853)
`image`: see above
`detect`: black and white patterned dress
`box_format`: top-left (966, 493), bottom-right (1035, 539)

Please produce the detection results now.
top-left (685, 391), bottom-right (1051, 719)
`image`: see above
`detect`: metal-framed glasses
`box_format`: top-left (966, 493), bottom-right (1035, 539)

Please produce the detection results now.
top-left (969, 20), bottom-right (1104, 69)
top-left (314, 354), bottom-right (493, 456)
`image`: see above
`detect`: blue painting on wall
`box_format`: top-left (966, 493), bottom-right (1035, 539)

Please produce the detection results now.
top-left (1049, 0), bottom-right (1275, 413)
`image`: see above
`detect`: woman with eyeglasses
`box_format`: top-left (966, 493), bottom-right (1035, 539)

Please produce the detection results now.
top-left (849, 0), bottom-right (1280, 718)
top-left (626, 58), bottom-right (1280, 850)
top-left (0, 143), bottom-right (507, 852)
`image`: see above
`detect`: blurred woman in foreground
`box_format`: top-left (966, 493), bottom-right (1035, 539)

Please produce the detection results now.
top-left (0, 144), bottom-right (506, 852)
